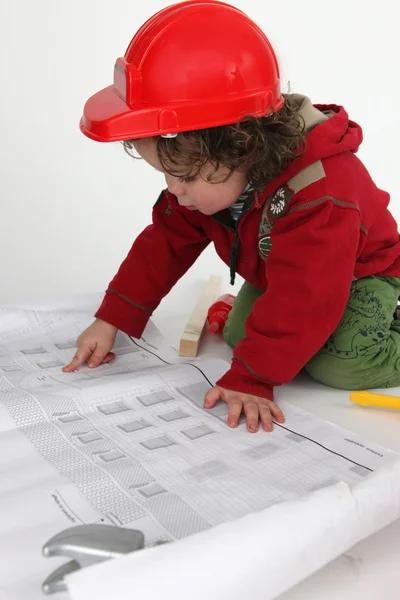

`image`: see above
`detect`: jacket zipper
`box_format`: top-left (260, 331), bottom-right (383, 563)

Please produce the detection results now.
top-left (230, 227), bottom-right (240, 285)
top-left (212, 190), bottom-right (259, 286)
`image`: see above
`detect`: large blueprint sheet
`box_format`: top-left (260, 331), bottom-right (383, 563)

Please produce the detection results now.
top-left (0, 304), bottom-right (399, 600)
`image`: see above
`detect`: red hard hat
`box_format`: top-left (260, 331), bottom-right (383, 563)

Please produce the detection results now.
top-left (80, 0), bottom-right (284, 142)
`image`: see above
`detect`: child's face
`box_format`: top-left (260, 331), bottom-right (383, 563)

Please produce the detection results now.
top-left (133, 138), bottom-right (248, 215)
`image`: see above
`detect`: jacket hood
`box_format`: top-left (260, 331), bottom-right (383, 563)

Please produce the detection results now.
top-left (281, 94), bottom-right (363, 180)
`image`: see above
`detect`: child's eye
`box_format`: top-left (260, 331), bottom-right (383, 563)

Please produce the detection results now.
top-left (179, 175), bottom-right (196, 183)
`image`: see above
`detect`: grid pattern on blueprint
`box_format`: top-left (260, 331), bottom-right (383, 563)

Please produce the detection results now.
top-left (66, 374), bottom-right (375, 527)
top-left (2, 318), bottom-right (395, 548)
top-left (100, 454), bottom-right (210, 538)
top-left (72, 382), bottom-right (212, 538)
top-left (1, 385), bottom-right (145, 524)
top-left (126, 380), bottom-right (379, 524)
top-left (0, 328), bottom-right (168, 394)
top-left (41, 388), bottom-right (210, 535)
top-left (2, 379), bottom-right (212, 538)
top-left (85, 387), bottom-right (198, 454)
top-left (143, 493), bottom-right (209, 539)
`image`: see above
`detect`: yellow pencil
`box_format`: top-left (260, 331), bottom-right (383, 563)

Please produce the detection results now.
top-left (350, 391), bottom-right (400, 410)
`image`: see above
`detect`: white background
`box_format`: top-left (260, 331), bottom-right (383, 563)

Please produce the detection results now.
top-left (0, 0), bottom-right (399, 310)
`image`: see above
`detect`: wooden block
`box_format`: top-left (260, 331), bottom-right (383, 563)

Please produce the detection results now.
top-left (179, 275), bottom-right (222, 357)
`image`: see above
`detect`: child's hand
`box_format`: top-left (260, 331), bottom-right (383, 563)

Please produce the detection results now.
top-left (204, 385), bottom-right (285, 433)
top-left (62, 319), bottom-right (118, 372)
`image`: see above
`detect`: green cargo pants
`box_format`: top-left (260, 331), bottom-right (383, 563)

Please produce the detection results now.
top-left (223, 276), bottom-right (400, 390)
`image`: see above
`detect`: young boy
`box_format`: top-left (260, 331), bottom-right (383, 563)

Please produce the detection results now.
top-left (64, 0), bottom-right (400, 433)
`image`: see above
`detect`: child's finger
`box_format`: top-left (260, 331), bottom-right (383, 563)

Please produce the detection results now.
top-left (243, 402), bottom-right (260, 432)
top-left (269, 401), bottom-right (285, 423)
top-left (203, 386), bottom-right (222, 408)
top-left (101, 352), bottom-right (116, 364)
top-left (227, 399), bottom-right (243, 428)
top-left (62, 346), bottom-right (93, 372)
top-left (88, 347), bottom-right (112, 368)
top-left (259, 405), bottom-right (273, 432)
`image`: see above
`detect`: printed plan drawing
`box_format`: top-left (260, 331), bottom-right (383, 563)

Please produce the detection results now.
top-left (0, 303), bottom-right (399, 600)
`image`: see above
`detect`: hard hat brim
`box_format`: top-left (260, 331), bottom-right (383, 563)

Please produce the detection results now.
top-left (80, 84), bottom-right (285, 143)
top-left (80, 86), bottom-right (145, 142)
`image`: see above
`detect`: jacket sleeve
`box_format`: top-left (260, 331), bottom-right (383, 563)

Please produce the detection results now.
top-left (216, 197), bottom-right (361, 400)
top-left (95, 190), bottom-right (210, 336)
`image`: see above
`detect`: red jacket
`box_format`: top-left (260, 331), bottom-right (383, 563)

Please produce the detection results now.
top-left (95, 96), bottom-right (400, 400)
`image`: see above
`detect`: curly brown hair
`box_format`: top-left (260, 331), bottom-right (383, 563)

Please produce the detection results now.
top-left (123, 95), bottom-right (306, 190)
